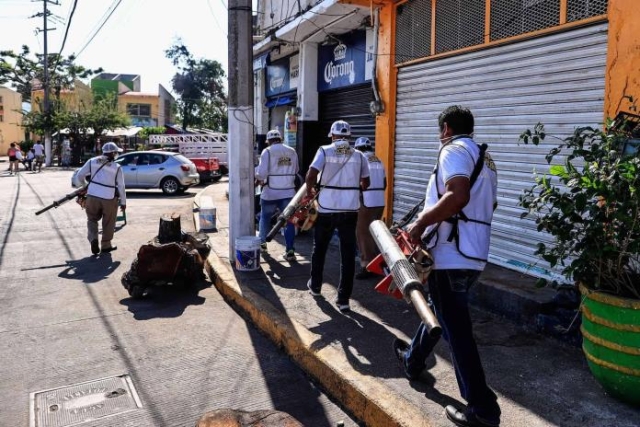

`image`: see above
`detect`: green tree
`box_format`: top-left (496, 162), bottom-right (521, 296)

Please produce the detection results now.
top-left (0, 45), bottom-right (102, 103)
top-left (165, 42), bottom-right (227, 131)
top-left (138, 126), bottom-right (167, 140)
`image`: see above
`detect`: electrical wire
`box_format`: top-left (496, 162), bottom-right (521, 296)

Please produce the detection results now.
top-left (55, 0), bottom-right (78, 60)
top-left (75, 0), bottom-right (124, 59)
top-left (205, 0), bottom-right (226, 36)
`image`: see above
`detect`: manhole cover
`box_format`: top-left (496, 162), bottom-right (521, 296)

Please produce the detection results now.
top-left (30, 374), bottom-right (142, 427)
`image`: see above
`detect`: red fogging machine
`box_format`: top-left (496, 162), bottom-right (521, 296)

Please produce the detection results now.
top-left (265, 183), bottom-right (319, 242)
top-left (367, 220), bottom-right (442, 338)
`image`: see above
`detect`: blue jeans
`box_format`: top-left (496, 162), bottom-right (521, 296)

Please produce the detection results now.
top-left (309, 212), bottom-right (358, 303)
top-left (259, 198), bottom-right (295, 251)
top-left (404, 269), bottom-right (501, 422)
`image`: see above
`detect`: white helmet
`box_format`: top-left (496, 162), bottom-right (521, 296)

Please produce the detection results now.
top-left (102, 142), bottom-right (123, 154)
top-left (354, 137), bottom-right (371, 148)
top-left (328, 120), bottom-right (351, 137)
top-left (266, 129), bottom-right (282, 141)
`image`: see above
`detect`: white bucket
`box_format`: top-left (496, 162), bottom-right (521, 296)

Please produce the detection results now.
top-left (235, 236), bottom-right (261, 271)
top-left (199, 207), bottom-right (217, 231)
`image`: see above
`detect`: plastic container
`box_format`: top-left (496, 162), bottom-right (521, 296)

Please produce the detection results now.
top-left (235, 236), bottom-right (261, 271)
top-left (199, 207), bottom-right (217, 231)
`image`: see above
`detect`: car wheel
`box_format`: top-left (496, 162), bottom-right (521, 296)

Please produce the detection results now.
top-left (211, 175), bottom-right (222, 182)
top-left (161, 177), bottom-right (180, 195)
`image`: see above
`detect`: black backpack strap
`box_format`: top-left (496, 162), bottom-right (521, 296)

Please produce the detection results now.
top-left (469, 143), bottom-right (487, 188)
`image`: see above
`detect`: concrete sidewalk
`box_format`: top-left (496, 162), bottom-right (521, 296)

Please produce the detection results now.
top-left (194, 179), bottom-right (640, 427)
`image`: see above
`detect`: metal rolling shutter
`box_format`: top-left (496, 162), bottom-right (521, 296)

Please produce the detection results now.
top-left (393, 23), bottom-right (608, 279)
top-left (319, 84), bottom-right (376, 144)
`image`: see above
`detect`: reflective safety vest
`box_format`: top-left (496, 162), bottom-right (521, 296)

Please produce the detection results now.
top-left (86, 157), bottom-right (122, 200)
top-left (422, 137), bottom-right (497, 262)
top-left (317, 140), bottom-right (364, 212)
top-left (362, 152), bottom-right (385, 208)
top-left (263, 143), bottom-right (297, 191)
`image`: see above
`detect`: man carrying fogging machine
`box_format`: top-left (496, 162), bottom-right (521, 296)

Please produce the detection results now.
top-left (371, 106), bottom-right (500, 427)
top-left (74, 142), bottom-right (127, 255)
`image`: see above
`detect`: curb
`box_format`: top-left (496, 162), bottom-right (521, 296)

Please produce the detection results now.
top-left (203, 254), bottom-right (435, 427)
top-left (193, 187), bottom-right (433, 427)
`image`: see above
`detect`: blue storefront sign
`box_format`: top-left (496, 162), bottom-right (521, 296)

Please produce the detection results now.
top-left (318, 31), bottom-right (369, 92)
top-left (265, 58), bottom-right (292, 98)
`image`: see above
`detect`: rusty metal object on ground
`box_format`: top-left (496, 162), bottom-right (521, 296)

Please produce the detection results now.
top-left (121, 231), bottom-right (210, 298)
top-left (195, 409), bottom-right (304, 427)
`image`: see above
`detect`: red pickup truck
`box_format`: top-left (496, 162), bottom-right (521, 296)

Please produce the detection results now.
top-left (152, 144), bottom-right (222, 183)
top-left (190, 156), bottom-right (222, 182)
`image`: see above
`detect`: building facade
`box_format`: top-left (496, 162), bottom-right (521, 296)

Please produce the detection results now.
top-left (0, 86), bottom-right (24, 154)
top-left (91, 73), bottom-right (176, 127)
top-left (253, 0), bottom-right (640, 280)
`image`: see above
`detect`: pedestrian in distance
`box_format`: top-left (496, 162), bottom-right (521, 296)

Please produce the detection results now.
top-left (74, 142), bottom-right (126, 255)
top-left (305, 120), bottom-right (370, 313)
top-left (33, 140), bottom-right (45, 172)
top-left (25, 148), bottom-right (35, 171)
top-left (6, 142), bottom-right (20, 174)
top-left (255, 129), bottom-right (300, 261)
top-left (353, 137), bottom-right (387, 280)
top-left (15, 147), bottom-right (24, 172)
top-left (394, 106), bottom-right (500, 427)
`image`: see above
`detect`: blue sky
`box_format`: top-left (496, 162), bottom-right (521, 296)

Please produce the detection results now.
top-left (0, 0), bottom-right (240, 95)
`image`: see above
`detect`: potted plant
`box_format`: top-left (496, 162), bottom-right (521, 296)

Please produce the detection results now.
top-left (518, 112), bottom-right (640, 406)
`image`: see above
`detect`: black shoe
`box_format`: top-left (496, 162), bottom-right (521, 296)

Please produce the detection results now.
top-left (101, 246), bottom-right (118, 253)
top-left (355, 268), bottom-right (376, 280)
top-left (393, 338), bottom-right (419, 380)
top-left (445, 406), bottom-right (499, 427)
top-left (91, 239), bottom-right (100, 255)
top-left (307, 279), bottom-right (322, 297)
top-left (336, 300), bottom-right (350, 312)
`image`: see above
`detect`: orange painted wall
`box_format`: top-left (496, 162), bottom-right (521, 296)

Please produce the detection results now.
top-left (604, 0), bottom-right (640, 119)
top-left (374, 2), bottom-right (396, 223)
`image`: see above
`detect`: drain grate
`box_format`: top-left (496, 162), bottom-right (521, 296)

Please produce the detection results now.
top-left (30, 374), bottom-right (142, 427)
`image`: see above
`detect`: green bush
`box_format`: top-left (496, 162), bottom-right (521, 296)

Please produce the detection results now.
top-left (519, 120), bottom-right (640, 299)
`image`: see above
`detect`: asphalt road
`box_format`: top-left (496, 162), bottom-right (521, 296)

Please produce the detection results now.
top-left (0, 168), bottom-right (358, 427)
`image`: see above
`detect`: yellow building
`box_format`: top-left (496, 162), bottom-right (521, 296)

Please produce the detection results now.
top-left (0, 86), bottom-right (24, 154)
top-left (31, 80), bottom-right (94, 114)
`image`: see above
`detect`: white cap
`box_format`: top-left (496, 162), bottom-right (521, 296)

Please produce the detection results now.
top-left (354, 137), bottom-right (371, 148)
top-left (266, 129), bottom-right (282, 140)
top-left (328, 120), bottom-right (351, 137)
top-left (102, 142), bottom-right (123, 153)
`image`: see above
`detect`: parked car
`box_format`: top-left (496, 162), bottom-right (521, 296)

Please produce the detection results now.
top-left (72, 151), bottom-right (200, 195)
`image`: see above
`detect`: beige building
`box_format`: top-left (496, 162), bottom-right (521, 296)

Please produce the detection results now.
top-left (0, 86), bottom-right (24, 154)
top-left (31, 80), bottom-right (93, 113)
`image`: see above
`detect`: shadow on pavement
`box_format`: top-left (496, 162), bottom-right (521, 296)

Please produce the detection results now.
top-left (58, 253), bottom-right (121, 283)
top-left (119, 281), bottom-right (209, 320)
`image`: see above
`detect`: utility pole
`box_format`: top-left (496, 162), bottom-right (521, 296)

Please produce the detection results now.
top-left (227, 0), bottom-right (255, 261)
top-left (34, 0), bottom-right (59, 166)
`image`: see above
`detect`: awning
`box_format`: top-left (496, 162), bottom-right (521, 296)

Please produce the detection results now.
top-left (105, 126), bottom-right (143, 137)
top-left (265, 96), bottom-right (295, 108)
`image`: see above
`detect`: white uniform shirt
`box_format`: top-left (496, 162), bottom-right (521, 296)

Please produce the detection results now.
top-left (362, 151), bottom-right (386, 208)
top-left (33, 143), bottom-right (44, 156)
top-left (310, 139), bottom-right (370, 213)
top-left (421, 137), bottom-right (497, 271)
top-left (76, 155), bottom-right (127, 205)
top-left (255, 142), bottom-right (299, 201)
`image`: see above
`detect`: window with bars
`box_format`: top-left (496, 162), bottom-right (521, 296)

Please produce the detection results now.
top-left (126, 103), bottom-right (151, 117)
top-left (567, 0), bottom-right (608, 23)
top-left (395, 0), bottom-right (608, 63)
top-left (395, 0), bottom-right (432, 64)
top-left (491, 0), bottom-right (560, 41)
top-left (435, 0), bottom-right (485, 54)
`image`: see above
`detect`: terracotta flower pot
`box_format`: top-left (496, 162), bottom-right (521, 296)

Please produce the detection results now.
top-left (580, 284), bottom-right (640, 406)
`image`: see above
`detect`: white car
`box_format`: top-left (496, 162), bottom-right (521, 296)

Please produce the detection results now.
top-left (72, 151), bottom-right (200, 195)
